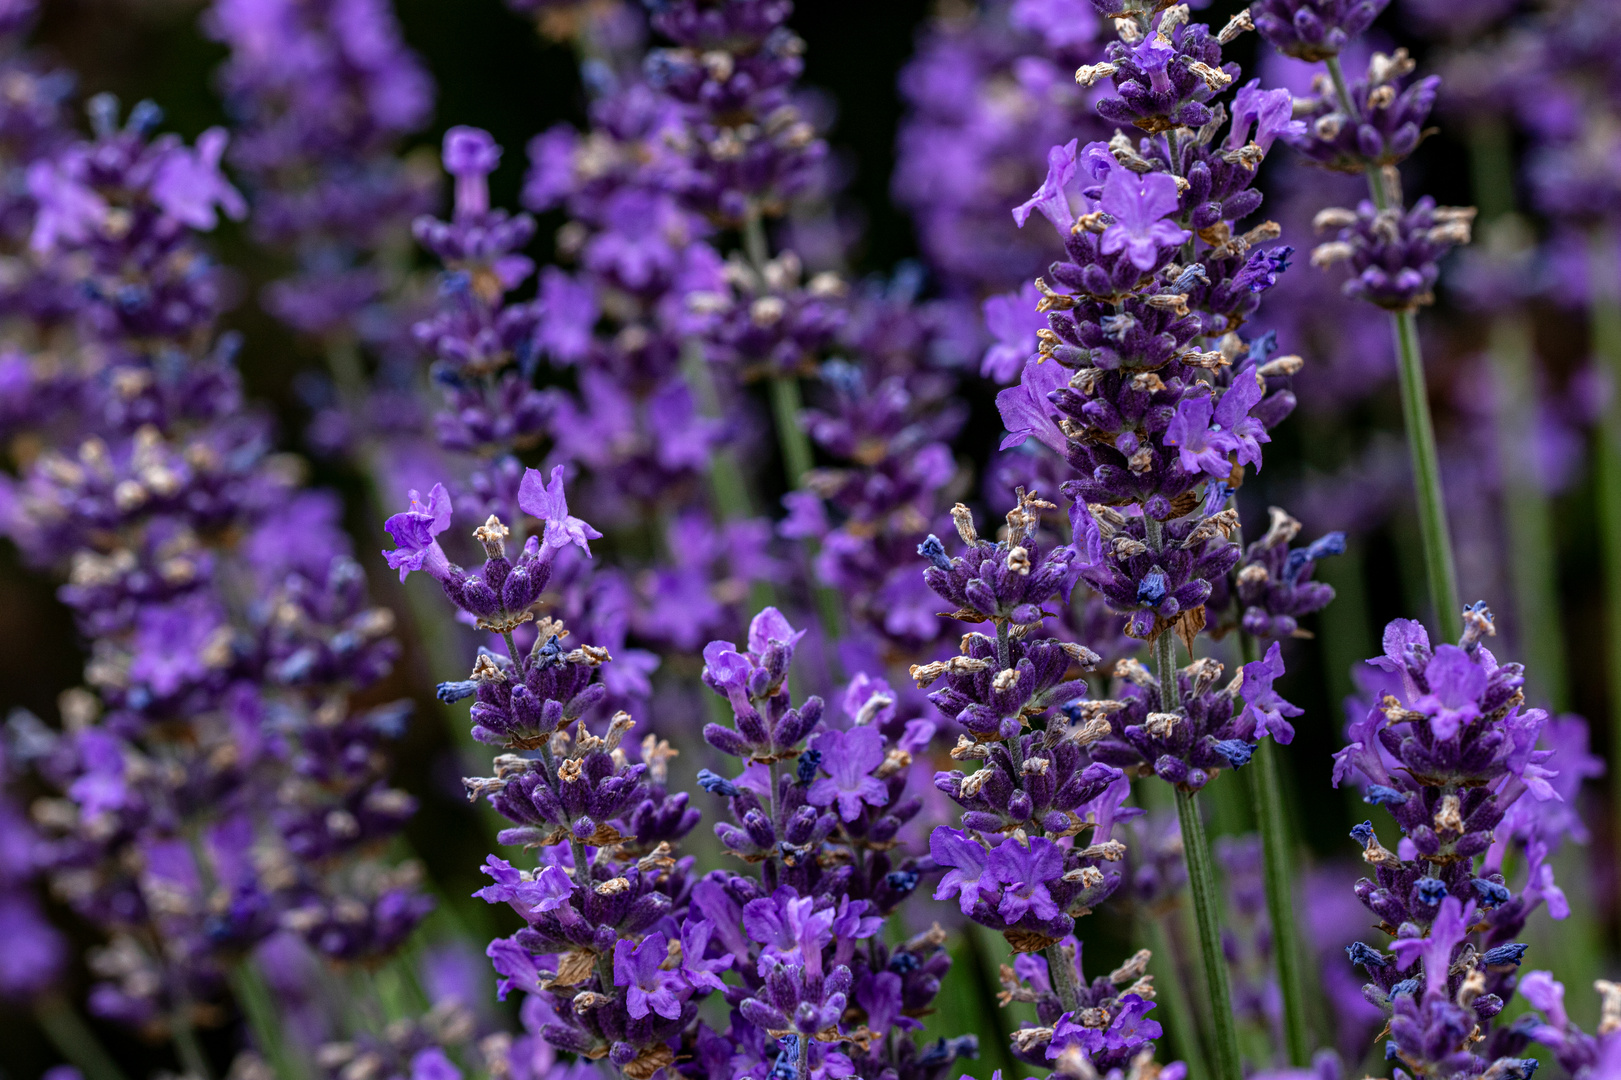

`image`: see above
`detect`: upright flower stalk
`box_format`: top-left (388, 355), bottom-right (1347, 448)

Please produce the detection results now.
top-left (1270, 7), bottom-right (1470, 639)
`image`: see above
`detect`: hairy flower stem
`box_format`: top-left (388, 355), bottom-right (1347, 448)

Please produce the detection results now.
top-left (33, 997), bottom-right (130, 1080)
top-left (1044, 941), bottom-right (1082, 1013)
top-left (1325, 54), bottom-right (1461, 642)
top-left (1175, 786), bottom-right (1242, 1080)
top-left (1236, 631), bottom-right (1310, 1067)
top-left (1589, 226), bottom-right (1621, 879)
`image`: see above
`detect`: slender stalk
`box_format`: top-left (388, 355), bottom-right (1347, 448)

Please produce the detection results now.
top-left (1486, 309), bottom-right (1568, 707)
top-left (1143, 913), bottom-right (1209, 1078)
top-left (681, 339), bottom-right (758, 523)
top-left (33, 997), bottom-right (130, 1080)
top-left (1044, 940), bottom-right (1081, 1013)
top-left (1175, 786), bottom-right (1243, 1080)
top-left (795, 1030), bottom-right (811, 1080)
top-left (170, 1001), bottom-right (214, 1080)
top-left (1391, 308), bottom-right (1462, 643)
top-left (228, 960), bottom-right (302, 1080)
top-left (1324, 54), bottom-right (1461, 642)
top-left (1589, 226), bottom-right (1621, 887)
top-left (769, 373), bottom-right (815, 487)
top-left (1465, 121), bottom-right (1567, 708)
top-left (768, 371), bottom-right (844, 646)
top-left (1243, 730), bottom-right (1311, 1065)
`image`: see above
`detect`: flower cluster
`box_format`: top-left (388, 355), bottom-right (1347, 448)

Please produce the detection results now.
top-left (1332, 607), bottom-right (1567, 1075)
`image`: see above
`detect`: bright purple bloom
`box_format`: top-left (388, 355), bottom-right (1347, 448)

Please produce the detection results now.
top-left (930, 828), bottom-right (996, 916)
top-left (1097, 159), bottom-right (1188, 271)
top-left (805, 726), bottom-right (889, 821)
top-left (382, 483), bottom-right (454, 582)
top-left (1012, 139), bottom-right (1078, 232)
top-left (678, 920), bottom-right (733, 992)
top-left (988, 836), bottom-right (1062, 923)
top-left (151, 127), bottom-right (247, 230)
top-left (410, 1048), bottom-right (461, 1080)
top-left (613, 932), bottom-right (685, 1020)
top-left (981, 282), bottom-right (1046, 383)
top-left (517, 466), bottom-right (602, 556)
top-left (1238, 641), bottom-right (1302, 744)
top-left (1413, 645), bottom-right (1486, 741)
top-left (996, 356), bottom-right (1068, 454)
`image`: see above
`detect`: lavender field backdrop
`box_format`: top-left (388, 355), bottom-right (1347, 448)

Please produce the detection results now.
top-left (0, 0), bottom-right (1615, 1078)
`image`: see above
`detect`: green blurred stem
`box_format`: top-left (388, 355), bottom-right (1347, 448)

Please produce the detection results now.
top-left (34, 997), bottom-right (130, 1080)
top-left (1466, 122), bottom-right (1568, 708)
top-left (1175, 787), bottom-right (1243, 1080)
top-left (1144, 913), bottom-right (1209, 1077)
top-left (229, 960), bottom-right (301, 1080)
top-left (1390, 308), bottom-right (1462, 643)
top-left (769, 374), bottom-right (815, 492)
top-left (170, 1001), bottom-right (214, 1080)
top-left (1239, 628), bottom-right (1310, 1066)
top-left (1589, 226), bottom-right (1621, 878)
top-left (1326, 56), bottom-right (1461, 642)
top-left (682, 339), bottom-right (757, 523)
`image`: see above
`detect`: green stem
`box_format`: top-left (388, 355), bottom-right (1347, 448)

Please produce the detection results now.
top-left (1044, 941), bottom-right (1081, 1013)
top-left (681, 340), bottom-right (757, 522)
top-left (1325, 54), bottom-right (1459, 641)
top-left (1466, 121), bottom-right (1567, 708)
top-left (1242, 717), bottom-right (1311, 1065)
top-left (1392, 308), bottom-right (1463, 643)
top-left (1144, 517), bottom-right (1182, 708)
top-left (1486, 310), bottom-right (1568, 708)
top-left (33, 997), bottom-right (130, 1080)
top-left (1589, 226), bottom-right (1621, 884)
top-left (769, 374), bottom-right (815, 491)
top-left (1175, 786), bottom-right (1243, 1080)
top-left (228, 960), bottom-right (302, 1080)
top-left (170, 1001), bottom-right (214, 1080)
top-left (1144, 912), bottom-right (1210, 1079)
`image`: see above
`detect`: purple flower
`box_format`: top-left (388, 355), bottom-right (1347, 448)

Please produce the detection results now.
top-left (1389, 895), bottom-right (1474, 996)
top-left (535, 267), bottom-right (597, 364)
top-left (1162, 393), bottom-right (1229, 478)
top-left (855, 970), bottom-right (905, 1035)
top-left (517, 466), bottom-right (602, 556)
top-left (988, 836), bottom-right (1062, 923)
top-left (151, 127), bottom-right (247, 230)
top-left (1013, 139), bottom-right (1078, 232)
top-left (981, 283), bottom-right (1046, 383)
top-left (613, 932), bottom-right (685, 1020)
top-left (444, 125), bottom-right (500, 217)
top-left (1226, 81), bottom-right (1303, 155)
top-left (27, 155), bottom-right (104, 253)
top-left (382, 483), bottom-right (454, 582)
top-left (996, 356), bottom-right (1068, 454)
top-left (679, 920), bottom-right (734, 992)
top-left (743, 887), bottom-right (835, 977)
top-left (1413, 645), bottom-right (1486, 741)
top-left (1097, 158), bottom-right (1188, 271)
top-left (805, 726), bottom-right (889, 821)
top-left (410, 1048), bottom-right (462, 1080)
top-left (1238, 641), bottom-right (1302, 744)
top-left (930, 828), bottom-right (996, 915)
top-left (1163, 373), bottom-right (1270, 477)
top-left (1104, 994), bottom-right (1162, 1050)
